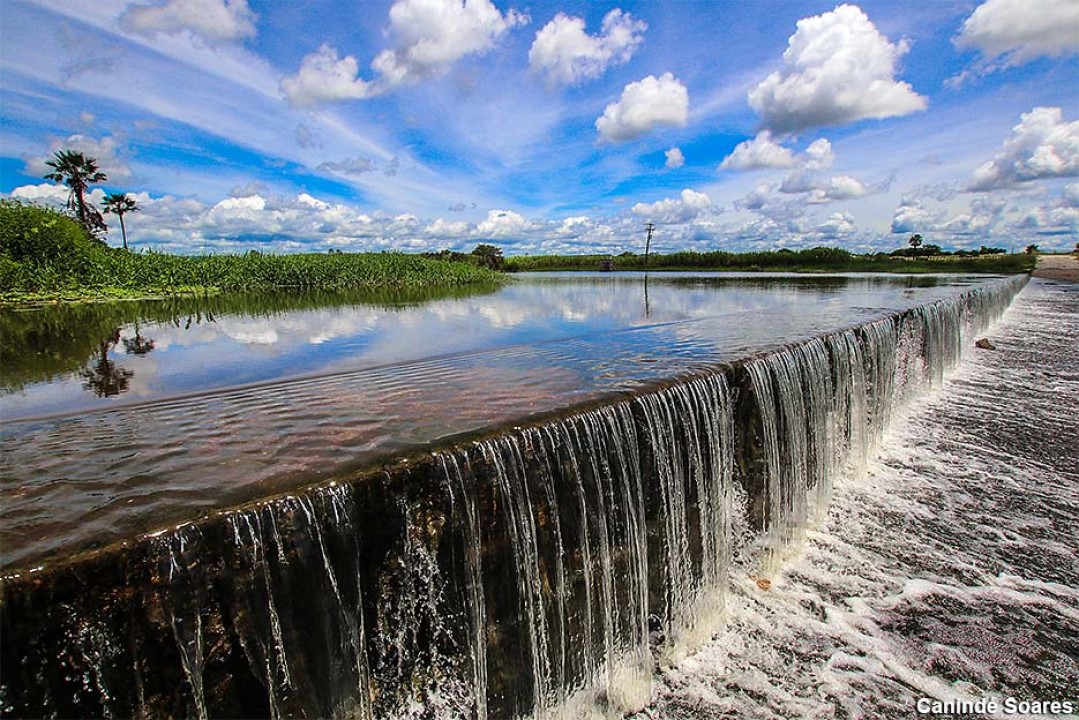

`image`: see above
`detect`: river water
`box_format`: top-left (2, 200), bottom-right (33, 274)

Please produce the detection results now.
top-left (634, 277), bottom-right (1079, 719)
top-left (0, 272), bottom-right (1000, 572)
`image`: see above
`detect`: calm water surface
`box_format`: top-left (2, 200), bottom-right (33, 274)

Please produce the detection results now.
top-left (0, 273), bottom-right (1006, 571)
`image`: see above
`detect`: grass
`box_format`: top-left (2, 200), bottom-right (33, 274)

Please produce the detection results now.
top-left (505, 247), bottom-right (1037, 274)
top-left (0, 199), bottom-right (505, 304)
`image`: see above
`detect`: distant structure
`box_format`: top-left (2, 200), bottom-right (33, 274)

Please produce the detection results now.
top-left (644, 222), bottom-right (655, 267)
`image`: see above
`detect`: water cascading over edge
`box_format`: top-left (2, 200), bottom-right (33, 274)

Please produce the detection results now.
top-left (0, 276), bottom-right (1027, 719)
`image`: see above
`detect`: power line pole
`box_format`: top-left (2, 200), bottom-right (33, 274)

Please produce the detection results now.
top-left (644, 222), bottom-right (655, 268)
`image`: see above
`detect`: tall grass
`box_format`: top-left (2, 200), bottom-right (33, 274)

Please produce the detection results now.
top-left (0, 200), bottom-right (503, 301)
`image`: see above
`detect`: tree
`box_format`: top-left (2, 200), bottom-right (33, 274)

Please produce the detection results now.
top-left (471, 243), bottom-right (505, 271)
top-left (908, 233), bottom-right (923, 250)
top-left (44, 150), bottom-right (108, 239)
top-left (102, 192), bottom-right (139, 250)
top-left (1025, 244), bottom-right (1040, 255)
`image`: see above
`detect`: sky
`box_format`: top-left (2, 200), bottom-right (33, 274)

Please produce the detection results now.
top-left (1, 0), bottom-right (1077, 255)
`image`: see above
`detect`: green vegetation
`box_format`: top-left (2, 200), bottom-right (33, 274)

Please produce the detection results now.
top-left (0, 200), bottom-right (505, 304)
top-left (504, 246), bottom-right (1035, 274)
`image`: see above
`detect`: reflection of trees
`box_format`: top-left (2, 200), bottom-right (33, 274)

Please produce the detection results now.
top-left (2, 283), bottom-right (502, 391)
top-left (81, 328), bottom-right (134, 398)
top-left (122, 322), bottom-right (156, 356)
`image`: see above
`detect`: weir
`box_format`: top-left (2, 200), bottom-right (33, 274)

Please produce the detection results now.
top-left (0, 276), bottom-right (1026, 719)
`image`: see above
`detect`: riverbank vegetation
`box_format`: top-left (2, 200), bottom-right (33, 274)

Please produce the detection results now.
top-left (503, 246), bottom-right (1036, 274)
top-left (0, 200), bottom-right (505, 304)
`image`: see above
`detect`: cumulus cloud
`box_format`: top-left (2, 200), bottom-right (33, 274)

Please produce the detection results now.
top-left (596, 72), bottom-right (689, 143)
top-left (816, 211), bottom-right (857, 236)
top-left (25, 134), bottom-right (133, 181)
top-left (887, 190), bottom-right (1077, 249)
top-left (969, 107), bottom-right (1079, 191)
top-left (631, 188), bottom-right (712, 224)
top-left (1015, 183), bottom-right (1079, 237)
top-left (477, 209), bottom-right (529, 237)
top-left (528, 9), bottom-right (646, 86)
top-left (372, 0), bottom-right (527, 86)
top-left (748, 4), bottom-right (926, 133)
top-left (891, 195), bottom-right (947, 234)
top-left (665, 147), bottom-right (685, 169)
top-left (121, 0), bottom-right (257, 44)
top-left (281, 0), bottom-right (525, 106)
top-left (280, 44), bottom-right (377, 107)
top-left (807, 175), bottom-right (871, 203)
top-left (802, 138), bottom-right (836, 170)
top-left (11, 183), bottom-right (79, 205)
top-left (956, 0), bottom-right (1079, 65)
top-left (720, 134), bottom-right (835, 171)
top-left (720, 132), bottom-right (796, 170)
top-left (781, 167), bottom-right (888, 202)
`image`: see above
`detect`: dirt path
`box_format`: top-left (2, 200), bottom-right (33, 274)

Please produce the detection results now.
top-left (1032, 253), bottom-right (1079, 282)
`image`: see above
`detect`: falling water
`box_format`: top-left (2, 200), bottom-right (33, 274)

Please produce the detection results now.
top-left (0, 275), bottom-right (1030, 719)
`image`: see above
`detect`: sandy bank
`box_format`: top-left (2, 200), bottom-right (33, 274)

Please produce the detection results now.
top-left (1032, 254), bottom-right (1079, 282)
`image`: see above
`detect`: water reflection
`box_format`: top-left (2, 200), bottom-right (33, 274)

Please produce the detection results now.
top-left (0, 283), bottom-right (502, 397)
top-left (1, 273), bottom-right (987, 420)
top-left (80, 329), bottom-right (134, 398)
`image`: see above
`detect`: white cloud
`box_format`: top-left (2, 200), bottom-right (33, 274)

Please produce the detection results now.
top-left (891, 195), bottom-right (947, 234)
top-left (807, 174), bottom-right (870, 203)
top-left (528, 9), bottom-right (646, 86)
top-left (969, 107), bottom-right (1079, 191)
top-left (24, 134), bottom-right (133, 182)
top-left (373, 0), bottom-right (528, 87)
top-left (664, 147), bottom-right (685, 169)
top-left (477, 209), bottom-right (529, 237)
top-left (280, 44), bottom-right (377, 107)
top-left (721, 134), bottom-right (834, 172)
top-left (11, 183), bottom-right (76, 205)
top-left (595, 72), bottom-right (689, 143)
top-left (121, 0), bottom-right (257, 45)
top-left (720, 132), bottom-right (796, 170)
top-left (281, 0), bottom-right (526, 106)
top-left (426, 217), bottom-right (472, 238)
top-left (748, 4), bottom-right (926, 133)
top-left (735, 184), bottom-right (775, 211)
top-left (956, 0), bottom-right (1079, 65)
top-left (631, 188), bottom-right (712, 224)
top-left (802, 138), bottom-right (835, 170)
top-left (816, 211), bottom-right (857, 236)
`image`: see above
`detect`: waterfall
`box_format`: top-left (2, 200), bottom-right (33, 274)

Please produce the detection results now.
top-left (0, 275), bottom-right (1027, 719)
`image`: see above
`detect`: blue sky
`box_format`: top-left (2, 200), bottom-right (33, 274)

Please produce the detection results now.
top-left (1, 0), bottom-right (1077, 254)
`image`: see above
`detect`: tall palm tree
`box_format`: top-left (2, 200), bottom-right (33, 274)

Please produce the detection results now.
top-left (44, 150), bottom-right (108, 239)
top-left (102, 192), bottom-right (139, 250)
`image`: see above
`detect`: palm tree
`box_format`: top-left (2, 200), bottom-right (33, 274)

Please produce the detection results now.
top-left (81, 328), bottom-right (133, 398)
top-left (103, 192), bottom-right (139, 250)
top-left (44, 150), bottom-right (108, 239)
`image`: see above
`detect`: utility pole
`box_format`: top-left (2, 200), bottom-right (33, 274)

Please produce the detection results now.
top-left (644, 222), bottom-right (655, 268)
